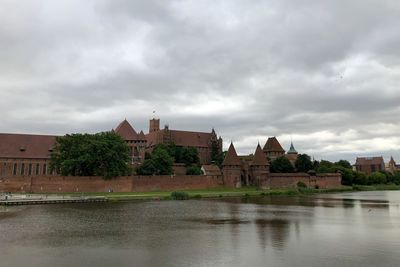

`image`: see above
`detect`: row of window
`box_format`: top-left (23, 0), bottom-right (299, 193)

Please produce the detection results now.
top-left (11, 163), bottom-right (55, 176)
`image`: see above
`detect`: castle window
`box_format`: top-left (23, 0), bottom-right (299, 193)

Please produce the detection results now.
top-left (43, 164), bottom-right (47, 175)
top-left (21, 163), bottom-right (25, 175)
top-left (28, 164), bottom-right (32, 175)
top-left (36, 163), bottom-right (40, 175)
top-left (13, 163), bottom-right (17, 175)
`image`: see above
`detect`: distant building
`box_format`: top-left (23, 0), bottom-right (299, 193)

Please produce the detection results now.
top-left (387, 156), bottom-right (400, 173)
top-left (355, 157), bottom-right (385, 175)
top-left (145, 118), bottom-right (223, 165)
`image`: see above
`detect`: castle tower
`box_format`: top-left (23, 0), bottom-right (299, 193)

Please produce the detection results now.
top-left (388, 156), bottom-right (397, 173)
top-left (250, 144), bottom-right (270, 187)
top-left (286, 141), bottom-right (298, 165)
top-left (222, 142), bottom-right (243, 188)
top-left (149, 118), bottom-right (160, 133)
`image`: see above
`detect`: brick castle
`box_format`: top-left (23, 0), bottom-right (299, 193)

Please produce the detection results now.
top-left (0, 118), bottom-right (341, 192)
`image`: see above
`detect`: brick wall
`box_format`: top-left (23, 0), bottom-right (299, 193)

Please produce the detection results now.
top-left (0, 175), bottom-right (223, 193)
top-left (265, 173), bottom-right (341, 189)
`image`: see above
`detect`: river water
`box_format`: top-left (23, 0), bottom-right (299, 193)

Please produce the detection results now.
top-left (1, 191), bottom-right (400, 267)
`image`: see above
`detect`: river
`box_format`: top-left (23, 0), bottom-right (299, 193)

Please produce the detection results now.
top-left (1, 191), bottom-right (400, 267)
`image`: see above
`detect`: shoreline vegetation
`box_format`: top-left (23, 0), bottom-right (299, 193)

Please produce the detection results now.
top-left (24, 184), bottom-right (400, 202)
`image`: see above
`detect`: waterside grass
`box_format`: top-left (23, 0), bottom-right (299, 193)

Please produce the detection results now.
top-left (23, 184), bottom-right (400, 202)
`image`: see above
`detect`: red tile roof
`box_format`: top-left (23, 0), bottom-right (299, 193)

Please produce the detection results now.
top-left (252, 144), bottom-right (269, 166)
top-left (0, 133), bottom-right (57, 159)
top-left (355, 157), bottom-right (384, 166)
top-left (222, 143), bottom-right (241, 166)
top-left (263, 137), bottom-right (285, 152)
top-left (115, 120), bottom-right (138, 141)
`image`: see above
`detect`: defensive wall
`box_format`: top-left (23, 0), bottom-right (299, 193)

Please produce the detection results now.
top-left (0, 173), bottom-right (341, 193)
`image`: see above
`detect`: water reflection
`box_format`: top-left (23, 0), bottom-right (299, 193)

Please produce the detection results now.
top-left (1, 191), bottom-right (400, 267)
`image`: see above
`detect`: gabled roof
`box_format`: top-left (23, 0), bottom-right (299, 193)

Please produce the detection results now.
top-left (252, 144), bottom-right (269, 166)
top-left (263, 137), bottom-right (285, 152)
top-left (0, 133), bottom-right (57, 159)
top-left (355, 157), bottom-right (384, 166)
top-left (287, 142), bottom-right (298, 154)
top-left (222, 143), bottom-right (242, 166)
top-left (115, 119), bottom-right (138, 141)
top-left (389, 156), bottom-right (396, 165)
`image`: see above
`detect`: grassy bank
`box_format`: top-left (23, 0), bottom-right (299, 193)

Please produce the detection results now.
top-left (50, 185), bottom-right (355, 201)
top-left (26, 184), bottom-right (400, 202)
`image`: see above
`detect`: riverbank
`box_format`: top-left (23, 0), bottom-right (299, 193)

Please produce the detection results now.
top-left (3, 184), bottom-right (400, 203)
top-left (32, 184), bottom-right (400, 202)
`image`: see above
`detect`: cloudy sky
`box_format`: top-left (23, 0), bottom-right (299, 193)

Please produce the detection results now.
top-left (1, 0), bottom-right (400, 163)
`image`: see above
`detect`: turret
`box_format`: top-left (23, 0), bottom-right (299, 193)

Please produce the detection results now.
top-left (250, 144), bottom-right (270, 187)
top-left (222, 142), bottom-right (242, 188)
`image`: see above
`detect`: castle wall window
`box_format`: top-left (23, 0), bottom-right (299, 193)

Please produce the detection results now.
top-left (21, 163), bottom-right (25, 175)
top-left (28, 163), bottom-right (32, 175)
top-left (13, 163), bottom-right (17, 175)
top-left (36, 164), bottom-right (40, 175)
top-left (43, 164), bottom-right (47, 175)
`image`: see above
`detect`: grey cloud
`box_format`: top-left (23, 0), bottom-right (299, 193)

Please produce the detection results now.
top-left (1, 0), bottom-right (400, 163)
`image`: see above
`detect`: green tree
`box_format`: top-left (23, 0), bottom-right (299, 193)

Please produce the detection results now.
top-left (181, 147), bottom-right (199, 166)
top-left (270, 156), bottom-right (295, 173)
top-left (335, 160), bottom-right (352, 169)
top-left (368, 172), bottom-right (387, 185)
top-left (50, 132), bottom-right (130, 179)
top-left (295, 154), bottom-right (313, 172)
top-left (137, 145), bottom-right (174, 175)
top-left (186, 166), bottom-right (202, 175)
top-left (353, 171), bottom-right (368, 185)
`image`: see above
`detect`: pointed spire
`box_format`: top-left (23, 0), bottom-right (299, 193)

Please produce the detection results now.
top-left (252, 144), bottom-right (269, 166)
top-left (222, 142), bottom-right (241, 166)
top-left (287, 141), bottom-right (298, 154)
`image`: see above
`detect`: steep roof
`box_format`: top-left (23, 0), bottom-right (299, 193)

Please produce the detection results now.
top-left (115, 120), bottom-right (138, 141)
top-left (0, 133), bottom-right (57, 159)
top-left (287, 142), bottom-right (298, 154)
top-left (222, 143), bottom-right (242, 166)
top-left (355, 157), bottom-right (384, 166)
top-left (263, 137), bottom-right (285, 152)
top-left (252, 144), bottom-right (269, 166)
top-left (389, 156), bottom-right (396, 165)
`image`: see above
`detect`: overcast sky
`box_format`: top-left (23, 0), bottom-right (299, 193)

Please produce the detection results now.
top-left (1, 0), bottom-right (400, 163)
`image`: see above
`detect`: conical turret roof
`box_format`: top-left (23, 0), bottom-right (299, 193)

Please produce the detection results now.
top-left (263, 137), bottom-right (285, 152)
top-left (287, 142), bottom-right (298, 154)
top-left (252, 144), bottom-right (269, 166)
top-left (222, 142), bottom-right (242, 166)
top-left (115, 119), bottom-right (138, 141)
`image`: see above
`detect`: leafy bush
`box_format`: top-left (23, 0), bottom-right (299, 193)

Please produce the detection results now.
top-left (186, 166), bottom-right (202, 175)
top-left (170, 191), bottom-right (189, 200)
top-left (297, 181), bottom-right (307, 188)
